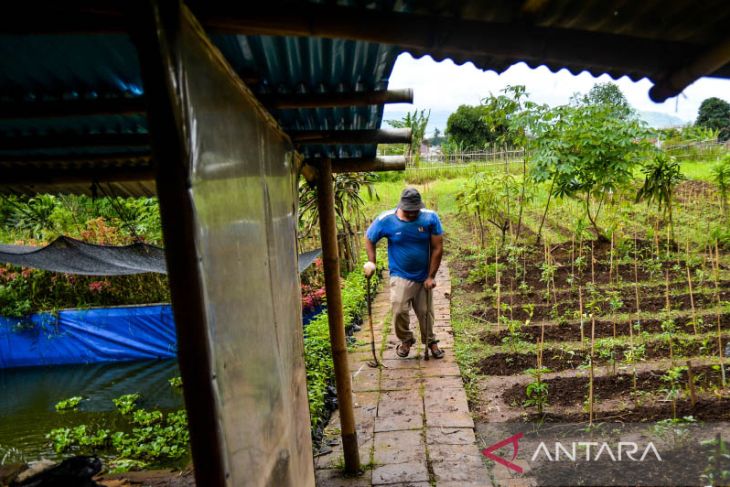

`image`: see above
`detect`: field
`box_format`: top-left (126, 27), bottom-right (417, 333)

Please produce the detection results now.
top-left (364, 157), bottom-right (730, 431)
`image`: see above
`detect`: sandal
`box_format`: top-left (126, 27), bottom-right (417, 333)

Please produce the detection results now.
top-left (396, 340), bottom-right (414, 358)
top-left (428, 342), bottom-right (445, 359)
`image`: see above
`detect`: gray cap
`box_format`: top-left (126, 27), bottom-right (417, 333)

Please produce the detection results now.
top-left (398, 187), bottom-right (425, 211)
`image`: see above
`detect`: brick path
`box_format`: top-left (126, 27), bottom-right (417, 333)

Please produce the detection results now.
top-left (315, 265), bottom-right (490, 486)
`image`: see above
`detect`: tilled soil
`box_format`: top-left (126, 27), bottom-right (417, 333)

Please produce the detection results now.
top-left (480, 312), bottom-right (730, 344)
top-left (502, 364), bottom-right (723, 406)
top-left (478, 335), bottom-right (730, 375)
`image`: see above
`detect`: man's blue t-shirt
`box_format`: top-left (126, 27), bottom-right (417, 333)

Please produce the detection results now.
top-left (366, 209), bottom-right (443, 282)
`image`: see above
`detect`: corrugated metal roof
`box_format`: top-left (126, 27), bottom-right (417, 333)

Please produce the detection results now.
top-left (2, 0), bottom-right (730, 195)
top-left (212, 34), bottom-right (399, 158)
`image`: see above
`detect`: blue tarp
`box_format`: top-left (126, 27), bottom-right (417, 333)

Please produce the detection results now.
top-left (0, 304), bottom-right (176, 368)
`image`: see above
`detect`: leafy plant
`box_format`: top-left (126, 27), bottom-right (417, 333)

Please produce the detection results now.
top-left (55, 396), bottom-right (83, 412)
top-left (636, 152), bottom-right (685, 236)
top-left (113, 393), bottom-right (140, 415)
top-left (524, 367), bottom-right (550, 414)
top-left (168, 376), bottom-right (183, 389)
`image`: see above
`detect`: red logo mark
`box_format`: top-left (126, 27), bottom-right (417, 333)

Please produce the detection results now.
top-left (481, 432), bottom-right (524, 473)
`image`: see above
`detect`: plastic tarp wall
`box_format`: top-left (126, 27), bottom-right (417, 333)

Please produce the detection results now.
top-left (173, 10), bottom-right (314, 487)
top-left (0, 305), bottom-right (176, 368)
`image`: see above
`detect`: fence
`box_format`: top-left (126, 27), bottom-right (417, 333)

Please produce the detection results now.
top-left (663, 138), bottom-right (730, 161)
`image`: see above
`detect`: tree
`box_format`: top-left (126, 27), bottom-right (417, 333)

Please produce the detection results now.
top-left (445, 104), bottom-right (492, 151)
top-left (386, 109), bottom-right (430, 162)
top-left (636, 152), bottom-right (685, 237)
top-left (696, 97), bottom-right (730, 141)
top-left (456, 172), bottom-right (518, 247)
top-left (579, 82), bottom-right (632, 118)
top-left (530, 102), bottom-right (651, 240)
top-left (713, 154), bottom-right (730, 220)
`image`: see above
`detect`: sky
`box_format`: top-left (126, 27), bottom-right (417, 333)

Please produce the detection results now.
top-left (382, 53), bottom-right (730, 135)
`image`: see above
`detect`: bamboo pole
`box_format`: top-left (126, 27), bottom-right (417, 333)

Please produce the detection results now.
top-left (687, 360), bottom-right (697, 407)
top-left (686, 239), bottom-right (698, 335)
top-left (316, 158), bottom-right (360, 473)
top-left (589, 314), bottom-right (596, 426)
top-left (713, 240), bottom-right (726, 387)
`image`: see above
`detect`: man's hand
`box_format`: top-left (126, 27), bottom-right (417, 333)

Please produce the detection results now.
top-left (424, 277), bottom-right (437, 290)
top-left (363, 261), bottom-right (377, 278)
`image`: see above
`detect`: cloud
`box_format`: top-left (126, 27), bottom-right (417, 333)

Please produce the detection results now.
top-left (383, 53), bottom-right (730, 128)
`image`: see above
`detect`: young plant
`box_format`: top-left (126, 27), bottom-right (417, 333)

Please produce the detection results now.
top-left (661, 366), bottom-right (688, 420)
top-left (524, 367), bottom-right (551, 414)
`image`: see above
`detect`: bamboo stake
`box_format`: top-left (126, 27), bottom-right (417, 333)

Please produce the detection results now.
top-left (591, 239), bottom-right (596, 285)
top-left (609, 231), bottom-right (614, 285)
top-left (713, 240), bottom-right (726, 387)
top-left (579, 286), bottom-right (585, 343)
top-left (686, 239), bottom-right (698, 335)
top-left (687, 360), bottom-right (697, 407)
top-left (496, 239), bottom-right (501, 330)
top-left (589, 314), bottom-right (596, 426)
top-left (634, 225), bottom-right (641, 314)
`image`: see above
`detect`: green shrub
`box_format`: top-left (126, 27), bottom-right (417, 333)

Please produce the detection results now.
top-left (303, 256), bottom-right (383, 430)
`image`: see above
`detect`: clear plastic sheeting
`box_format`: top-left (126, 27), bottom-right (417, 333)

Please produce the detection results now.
top-left (0, 304), bottom-right (176, 368)
top-left (175, 10), bottom-right (314, 487)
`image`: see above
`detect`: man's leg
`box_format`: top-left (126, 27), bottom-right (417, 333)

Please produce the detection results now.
top-left (413, 284), bottom-right (437, 346)
top-left (390, 276), bottom-right (415, 345)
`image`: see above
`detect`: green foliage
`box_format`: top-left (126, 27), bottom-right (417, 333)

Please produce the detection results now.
top-left (386, 109), bottom-right (431, 161)
top-left (713, 154), bottom-right (730, 218)
top-left (46, 393), bottom-right (189, 468)
top-left (168, 376), bottom-right (183, 389)
top-left (445, 104), bottom-right (493, 150)
top-left (524, 367), bottom-right (550, 413)
top-left (578, 82), bottom-right (632, 118)
top-left (304, 256), bottom-right (382, 430)
top-left (529, 98), bottom-right (652, 237)
top-left (636, 152), bottom-right (685, 230)
top-left (0, 195), bottom-right (162, 244)
top-left (54, 396), bottom-right (83, 412)
top-left (696, 97), bottom-right (730, 141)
top-left (113, 393), bottom-right (141, 415)
top-left (455, 172), bottom-right (521, 245)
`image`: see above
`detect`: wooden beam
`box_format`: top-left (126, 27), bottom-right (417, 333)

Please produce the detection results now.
top-left (259, 89), bottom-right (413, 109)
top-left (308, 155), bottom-right (406, 173)
top-left (0, 133), bottom-right (150, 150)
top-left (316, 157), bottom-right (360, 474)
top-left (290, 128), bottom-right (411, 145)
top-left (649, 34), bottom-right (730, 102)
top-left (0, 97), bottom-right (146, 119)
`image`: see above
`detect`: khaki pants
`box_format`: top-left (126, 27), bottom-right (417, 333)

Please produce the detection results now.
top-left (390, 276), bottom-right (436, 345)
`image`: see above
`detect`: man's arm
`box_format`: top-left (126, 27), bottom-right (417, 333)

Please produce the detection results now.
top-left (424, 234), bottom-right (443, 289)
top-left (364, 237), bottom-right (378, 278)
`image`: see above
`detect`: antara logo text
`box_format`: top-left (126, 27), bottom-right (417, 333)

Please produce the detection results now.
top-left (482, 433), bottom-right (662, 473)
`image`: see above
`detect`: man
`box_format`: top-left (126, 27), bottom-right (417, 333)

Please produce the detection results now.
top-left (363, 187), bottom-right (445, 359)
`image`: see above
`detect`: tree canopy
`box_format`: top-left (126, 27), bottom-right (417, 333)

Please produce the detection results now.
top-left (696, 97), bottom-right (730, 141)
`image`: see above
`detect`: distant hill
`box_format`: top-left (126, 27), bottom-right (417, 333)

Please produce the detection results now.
top-left (637, 111), bottom-right (687, 128)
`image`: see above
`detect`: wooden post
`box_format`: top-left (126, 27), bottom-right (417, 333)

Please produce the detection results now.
top-left (687, 360), bottom-right (697, 407)
top-left (317, 158), bottom-right (360, 474)
top-left (132, 1), bottom-right (225, 485)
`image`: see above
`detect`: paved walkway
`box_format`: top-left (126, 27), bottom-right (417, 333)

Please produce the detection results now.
top-left (315, 265), bottom-right (489, 486)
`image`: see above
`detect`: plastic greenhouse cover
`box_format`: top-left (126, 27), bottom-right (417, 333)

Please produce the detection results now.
top-left (166, 9), bottom-right (314, 486)
top-left (0, 304), bottom-right (176, 368)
